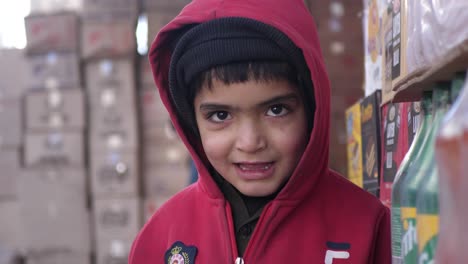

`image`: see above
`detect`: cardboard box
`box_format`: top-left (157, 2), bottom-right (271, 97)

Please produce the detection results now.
top-left (360, 90), bottom-right (382, 196)
top-left (143, 0), bottom-right (190, 11)
top-left (143, 163), bottom-right (190, 198)
top-left (85, 59), bottom-right (136, 105)
top-left (0, 98), bottom-right (22, 149)
top-left (143, 142), bottom-right (189, 166)
top-left (0, 151), bottom-right (20, 199)
top-left (25, 89), bottom-right (85, 131)
top-left (93, 197), bottom-right (141, 243)
top-left (26, 251), bottom-right (90, 264)
top-left (90, 150), bottom-right (140, 197)
top-left (0, 49), bottom-right (28, 99)
top-left (143, 121), bottom-right (183, 145)
top-left (24, 12), bottom-right (79, 54)
top-left (24, 131), bottom-right (84, 167)
top-left (18, 168), bottom-right (90, 253)
top-left (82, 0), bottom-right (138, 17)
top-left (139, 56), bottom-right (154, 87)
top-left (89, 106), bottom-right (139, 151)
top-left (380, 102), bottom-right (409, 207)
top-left (86, 59), bottom-right (138, 151)
top-left (30, 0), bottom-right (82, 14)
top-left (381, 0), bottom-right (409, 103)
top-left (81, 19), bottom-right (137, 60)
top-left (140, 87), bottom-right (170, 127)
top-left (147, 11), bottom-right (176, 47)
top-left (345, 100), bottom-right (363, 188)
top-left (0, 249), bottom-right (23, 264)
top-left (27, 52), bottom-right (80, 90)
top-left (96, 238), bottom-right (133, 264)
top-left (0, 200), bottom-right (23, 252)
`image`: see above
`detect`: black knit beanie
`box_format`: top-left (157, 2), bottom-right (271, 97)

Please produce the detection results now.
top-left (168, 17), bottom-right (315, 137)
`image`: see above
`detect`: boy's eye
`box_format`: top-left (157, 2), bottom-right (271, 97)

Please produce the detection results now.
top-left (267, 104), bottom-right (289, 117)
top-left (208, 111), bottom-right (232, 122)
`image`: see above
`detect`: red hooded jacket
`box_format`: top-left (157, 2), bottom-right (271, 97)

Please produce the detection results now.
top-left (130, 0), bottom-right (391, 263)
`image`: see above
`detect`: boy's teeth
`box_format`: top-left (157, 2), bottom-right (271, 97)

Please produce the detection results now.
top-left (239, 163), bottom-right (271, 170)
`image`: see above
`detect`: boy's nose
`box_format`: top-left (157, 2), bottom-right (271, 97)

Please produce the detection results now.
top-left (235, 120), bottom-right (267, 153)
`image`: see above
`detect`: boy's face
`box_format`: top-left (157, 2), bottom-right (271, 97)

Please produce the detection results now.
top-left (194, 78), bottom-right (309, 197)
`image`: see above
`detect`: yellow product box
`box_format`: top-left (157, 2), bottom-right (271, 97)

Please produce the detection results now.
top-left (345, 101), bottom-right (363, 188)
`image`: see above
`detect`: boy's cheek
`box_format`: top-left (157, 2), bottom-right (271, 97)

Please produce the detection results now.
top-left (200, 132), bottom-right (232, 160)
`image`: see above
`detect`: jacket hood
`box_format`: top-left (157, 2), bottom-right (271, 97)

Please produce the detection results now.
top-left (149, 0), bottom-right (331, 202)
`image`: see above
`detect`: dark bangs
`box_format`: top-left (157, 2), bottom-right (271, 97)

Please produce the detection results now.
top-left (188, 61), bottom-right (300, 100)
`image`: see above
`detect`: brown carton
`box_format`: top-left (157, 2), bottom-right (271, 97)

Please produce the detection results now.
top-left (143, 163), bottom-right (190, 197)
top-left (24, 131), bottom-right (84, 167)
top-left (0, 49), bottom-right (28, 99)
top-left (90, 150), bottom-right (140, 197)
top-left (85, 59), bottom-right (136, 106)
top-left (0, 200), bottom-right (23, 252)
top-left (92, 197), bottom-right (141, 243)
top-left (24, 12), bottom-right (79, 54)
top-left (81, 19), bottom-right (136, 60)
top-left (139, 87), bottom-right (171, 127)
top-left (0, 151), bottom-right (20, 199)
top-left (143, 0), bottom-right (191, 11)
top-left (25, 89), bottom-right (85, 131)
top-left (18, 168), bottom-right (91, 253)
top-left (147, 12), bottom-right (176, 48)
top-left (0, 98), bottom-right (22, 149)
top-left (27, 52), bottom-right (80, 90)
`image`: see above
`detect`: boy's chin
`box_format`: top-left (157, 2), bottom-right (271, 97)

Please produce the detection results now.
top-left (235, 185), bottom-right (280, 198)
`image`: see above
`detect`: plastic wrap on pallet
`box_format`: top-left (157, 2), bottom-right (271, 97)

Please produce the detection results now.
top-left (400, 0), bottom-right (468, 87)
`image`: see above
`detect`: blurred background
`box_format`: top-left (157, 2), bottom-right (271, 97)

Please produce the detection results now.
top-left (0, 0), bottom-right (365, 263)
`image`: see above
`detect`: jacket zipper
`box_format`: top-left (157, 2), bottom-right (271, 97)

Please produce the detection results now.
top-left (239, 203), bottom-right (273, 263)
top-left (223, 202), bottom-right (241, 264)
top-left (235, 257), bottom-right (245, 264)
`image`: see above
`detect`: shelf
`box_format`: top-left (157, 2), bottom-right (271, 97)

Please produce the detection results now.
top-left (392, 39), bottom-right (468, 103)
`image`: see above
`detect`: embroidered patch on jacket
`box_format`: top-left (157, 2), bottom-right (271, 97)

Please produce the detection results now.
top-left (165, 241), bottom-right (197, 264)
top-left (324, 241), bottom-right (351, 264)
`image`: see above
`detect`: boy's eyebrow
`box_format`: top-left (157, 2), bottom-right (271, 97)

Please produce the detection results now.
top-left (198, 93), bottom-right (299, 111)
top-left (257, 93), bottom-right (299, 107)
top-left (198, 103), bottom-right (236, 112)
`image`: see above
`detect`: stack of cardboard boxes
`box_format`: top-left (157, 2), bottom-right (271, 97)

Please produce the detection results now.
top-left (0, 1), bottom-right (197, 263)
top-left (21, 11), bottom-right (92, 264)
top-left (0, 49), bottom-right (27, 264)
top-left (81, 1), bottom-right (141, 263)
top-left (139, 0), bottom-right (192, 222)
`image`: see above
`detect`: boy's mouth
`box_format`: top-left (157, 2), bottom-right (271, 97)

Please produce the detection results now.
top-left (235, 162), bottom-right (274, 171)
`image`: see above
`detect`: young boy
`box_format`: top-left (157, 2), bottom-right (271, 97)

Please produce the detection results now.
top-left (130, 0), bottom-right (391, 263)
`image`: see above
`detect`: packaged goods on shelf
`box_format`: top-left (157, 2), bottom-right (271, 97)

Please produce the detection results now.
top-left (380, 102), bottom-right (410, 208)
top-left (345, 100), bottom-right (363, 188)
top-left (363, 0), bottom-right (389, 96)
top-left (391, 74), bottom-right (464, 263)
top-left (360, 90), bottom-right (382, 196)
